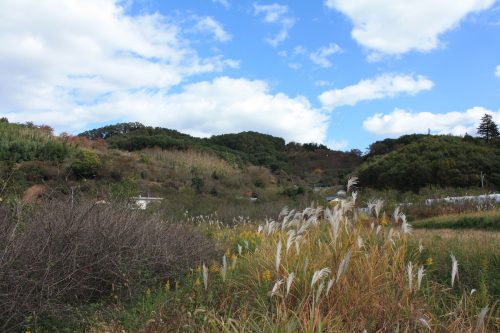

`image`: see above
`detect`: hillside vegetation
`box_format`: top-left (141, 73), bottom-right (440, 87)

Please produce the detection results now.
top-left (358, 135), bottom-right (500, 191)
top-left (1, 120), bottom-right (499, 208)
top-left (78, 122), bottom-right (363, 182)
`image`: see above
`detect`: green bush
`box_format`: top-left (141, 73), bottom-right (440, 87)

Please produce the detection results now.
top-left (70, 150), bottom-right (101, 178)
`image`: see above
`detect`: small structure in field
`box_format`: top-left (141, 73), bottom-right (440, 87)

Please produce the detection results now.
top-left (325, 189), bottom-right (348, 203)
top-left (425, 193), bottom-right (500, 205)
top-left (130, 194), bottom-right (164, 210)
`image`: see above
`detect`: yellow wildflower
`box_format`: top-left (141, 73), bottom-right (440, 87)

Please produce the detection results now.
top-left (380, 212), bottom-right (388, 226)
top-left (165, 280), bottom-right (171, 291)
top-left (195, 266), bottom-right (201, 273)
top-left (210, 263), bottom-right (220, 273)
top-left (230, 253), bottom-right (237, 261)
top-left (426, 257), bottom-right (433, 266)
top-left (262, 269), bottom-right (272, 282)
top-left (194, 278), bottom-right (201, 286)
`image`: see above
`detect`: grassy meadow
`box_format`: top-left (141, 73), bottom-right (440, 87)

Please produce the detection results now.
top-left (6, 185), bottom-right (497, 332)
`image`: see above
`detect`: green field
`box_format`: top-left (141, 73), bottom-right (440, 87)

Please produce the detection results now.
top-left (412, 210), bottom-right (500, 230)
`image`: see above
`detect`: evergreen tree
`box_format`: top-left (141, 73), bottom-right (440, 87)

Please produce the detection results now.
top-left (477, 114), bottom-right (499, 142)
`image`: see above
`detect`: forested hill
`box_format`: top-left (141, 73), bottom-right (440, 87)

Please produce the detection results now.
top-left (2, 119), bottom-right (499, 193)
top-left (358, 135), bottom-right (500, 191)
top-left (78, 122), bottom-right (363, 178)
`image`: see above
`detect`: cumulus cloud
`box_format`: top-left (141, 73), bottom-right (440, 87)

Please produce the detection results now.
top-left (5, 77), bottom-right (329, 143)
top-left (0, 0), bottom-right (241, 128)
top-left (496, 65), bottom-right (500, 78)
top-left (324, 0), bottom-right (496, 55)
top-left (363, 107), bottom-right (500, 136)
top-left (319, 74), bottom-right (434, 109)
top-left (0, 0), bottom-right (238, 109)
top-left (309, 43), bottom-right (342, 68)
top-left (212, 0), bottom-right (230, 8)
top-left (254, 3), bottom-right (295, 46)
top-left (194, 17), bottom-right (232, 42)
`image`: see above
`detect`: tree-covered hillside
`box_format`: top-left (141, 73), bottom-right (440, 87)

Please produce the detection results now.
top-left (358, 135), bottom-right (500, 191)
top-left (0, 120), bottom-right (70, 162)
top-left (78, 123), bottom-right (358, 175)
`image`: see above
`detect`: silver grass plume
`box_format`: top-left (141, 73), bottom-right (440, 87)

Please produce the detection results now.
top-left (357, 236), bottom-right (364, 249)
top-left (275, 240), bottom-right (282, 273)
top-left (367, 199), bottom-right (376, 215)
top-left (474, 305), bottom-right (489, 333)
top-left (221, 255), bottom-right (228, 282)
top-left (286, 272), bottom-right (295, 296)
top-left (336, 251), bottom-right (352, 281)
top-left (270, 279), bottom-right (284, 297)
top-left (294, 235), bottom-right (302, 255)
top-left (418, 318), bottom-right (431, 330)
top-left (374, 199), bottom-right (384, 219)
top-left (279, 206), bottom-right (289, 219)
top-left (315, 281), bottom-right (325, 303)
top-left (326, 278), bottom-right (335, 295)
top-left (328, 209), bottom-right (341, 245)
top-left (417, 266), bottom-right (425, 290)
top-left (407, 261), bottom-right (413, 292)
top-left (347, 176), bottom-right (358, 192)
top-left (303, 257), bottom-right (309, 278)
top-left (418, 239), bottom-right (424, 253)
top-left (286, 230), bottom-right (295, 256)
top-left (392, 206), bottom-right (400, 223)
top-left (311, 267), bottom-right (331, 288)
top-left (450, 254), bottom-right (459, 287)
top-left (400, 213), bottom-right (413, 234)
top-left (202, 263), bottom-right (209, 290)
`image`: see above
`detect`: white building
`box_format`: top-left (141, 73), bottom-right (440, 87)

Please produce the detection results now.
top-left (130, 195), bottom-right (163, 210)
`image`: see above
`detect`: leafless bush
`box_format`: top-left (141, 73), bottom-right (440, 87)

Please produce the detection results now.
top-left (0, 198), bottom-right (217, 331)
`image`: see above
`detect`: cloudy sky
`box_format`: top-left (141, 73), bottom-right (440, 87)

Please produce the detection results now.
top-left (1, 0), bottom-right (499, 150)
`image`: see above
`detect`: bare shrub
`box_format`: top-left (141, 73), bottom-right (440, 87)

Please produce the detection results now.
top-left (0, 198), bottom-right (217, 331)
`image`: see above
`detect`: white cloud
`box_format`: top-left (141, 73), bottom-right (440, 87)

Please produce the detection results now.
top-left (496, 65), bottom-right (500, 78)
top-left (293, 45), bottom-right (307, 55)
top-left (319, 74), bottom-right (434, 109)
top-left (194, 17), bottom-right (232, 42)
top-left (5, 77), bottom-right (329, 143)
top-left (314, 80), bottom-right (330, 87)
top-left (309, 43), bottom-right (342, 68)
top-left (325, 0), bottom-right (496, 55)
top-left (254, 3), bottom-right (295, 46)
top-left (326, 139), bottom-right (348, 150)
top-left (212, 0), bottom-right (230, 8)
top-left (363, 107), bottom-right (500, 136)
top-left (0, 0), bottom-right (238, 129)
top-left (288, 63), bottom-right (301, 70)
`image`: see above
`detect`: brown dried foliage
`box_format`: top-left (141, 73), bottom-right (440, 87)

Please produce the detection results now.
top-left (0, 198), bottom-right (217, 331)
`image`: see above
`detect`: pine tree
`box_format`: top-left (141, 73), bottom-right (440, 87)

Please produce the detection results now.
top-left (477, 114), bottom-right (499, 143)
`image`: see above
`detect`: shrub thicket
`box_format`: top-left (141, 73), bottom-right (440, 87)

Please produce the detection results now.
top-left (0, 198), bottom-right (217, 331)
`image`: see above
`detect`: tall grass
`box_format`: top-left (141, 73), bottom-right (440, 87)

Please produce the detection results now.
top-left (91, 185), bottom-right (498, 332)
top-left (142, 148), bottom-right (240, 177)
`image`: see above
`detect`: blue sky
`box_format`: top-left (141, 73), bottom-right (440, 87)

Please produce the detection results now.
top-left (0, 0), bottom-right (499, 151)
